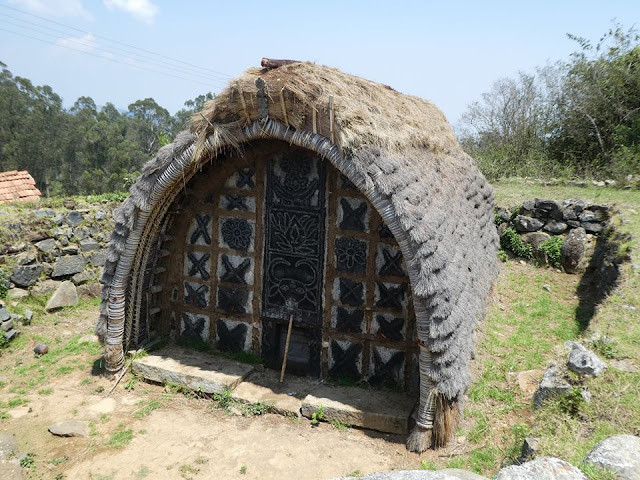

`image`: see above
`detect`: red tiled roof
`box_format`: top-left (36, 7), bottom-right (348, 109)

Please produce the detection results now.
top-left (0, 170), bottom-right (42, 203)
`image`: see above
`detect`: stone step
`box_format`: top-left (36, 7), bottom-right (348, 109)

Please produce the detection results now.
top-left (301, 384), bottom-right (416, 435)
top-left (132, 347), bottom-right (254, 394)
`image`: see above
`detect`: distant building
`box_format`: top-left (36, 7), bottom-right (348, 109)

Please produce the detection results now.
top-left (0, 170), bottom-right (41, 203)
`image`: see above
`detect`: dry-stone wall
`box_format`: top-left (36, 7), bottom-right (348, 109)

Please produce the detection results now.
top-left (0, 198), bottom-right (118, 344)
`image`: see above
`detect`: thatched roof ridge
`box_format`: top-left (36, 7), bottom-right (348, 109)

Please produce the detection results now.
top-left (191, 62), bottom-right (458, 155)
top-left (0, 170), bottom-right (41, 203)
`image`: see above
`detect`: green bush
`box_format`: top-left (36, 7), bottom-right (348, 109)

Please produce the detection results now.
top-left (539, 236), bottom-right (565, 268)
top-left (0, 267), bottom-right (8, 299)
top-left (500, 227), bottom-right (533, 259)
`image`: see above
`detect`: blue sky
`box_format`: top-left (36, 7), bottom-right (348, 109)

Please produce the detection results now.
top-left (0, 0), bottom-right (638, 125)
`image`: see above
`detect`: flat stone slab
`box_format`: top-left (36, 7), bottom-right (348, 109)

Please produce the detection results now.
top-left (132, 347), bottom-right (254, 394)
top-left (232, 369), bottom-right (320, 417)
top-left (301, 384), bottom-right (416, 434)
top-left (48, 420), bottom-right (89, 438)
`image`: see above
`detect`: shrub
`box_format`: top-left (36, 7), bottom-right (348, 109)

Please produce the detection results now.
top-left (500, 227), bottom-right (533, 259)
top-left (539, 236), bottom-right (565, 268)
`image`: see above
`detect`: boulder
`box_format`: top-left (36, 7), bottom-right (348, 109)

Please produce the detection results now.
top-left (495, 457), bottom-right (587, 480)
top-left (518, 437), bottom-right (540, 463)
top-left (534, 199), bottom-right (563, 220)
top-left (534, 366), bottom-right (571, 408)
top-left (79, 238), bottom-right (100, 252)
top-left (10, 264), bottom-right (42, 287)
top-left (585, 435), bottom-right (640, 480)
top-left (513, 215), bottom-right (544, 232)
top-left (579, 211), bottom-right (600, 223)
top-left (34, 208), bottom-right (54, 217)
top-left (77, 282), bottom-right (102, 298)
top-left (52, 255), bottom-right (87, 278)
top-left (89, 251), bottom-right (107, 267)
top-left (333, 471), bottom-right (488, 480)
top-left (61, 245), bottom-right (79, 255)
top-left (565, 341), bottom-right (607, 376)
top-left (48, 420), bottom-right (88, 438)
top-left (31, 279), bottom-right (62, 296)
top-left (522, 200), bottom-right (535, 212)
top-left (34, 238), bottom-right (56, 252)
top-left (0, 308), bottom-right (10, 322)
top-left (582, 222), bottom-right (603, 234)
top-left (16, 250), bottom-right (36, 265)
top-left (521, 231), bottom-right (551, 265)
top-left (45, 281), bottom-right (78, 312)
top-left (561, 228), bottom-right (586, 274)
top-left (6, 288), bottom-right (28, 300)
top-left (72, 270), bottom-right (93, 285)
top-left (23, 310), bottom-right (33, 325)
top-left (95, 211), bottom-right (107, 221)
top-left (543, 220), bottom-right (568, 234)
top-left (66, 210), bottom-right (83, 226)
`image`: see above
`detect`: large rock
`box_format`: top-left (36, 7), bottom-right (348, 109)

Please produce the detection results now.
top-left (534, 199), bottom-right (563, 220)
top-left (31, 279), bottom-right (62, 296)
top-left (521, 232), bottom-right (550, 250)
top-left (45, 281), bottom-right (78, 312)
top-left (513, 215), bottom-right (544, 232)
top-left (77, 282), bottom-right (102, 298)
top-left (10, 264), bottom-right (42, 287)
top-left (89, 250), bottom-right (107, 267)
top-left (79, 238), bottom-right (100, 252)
top-left (534, 366), bottom-right (571, 408)
top-left (48, 420), bottom-right (89, 437)
top-left (66, 210), bottom-right (83, 226)
top-left (565, 341), bottom-right (606, 376)
top-left (585, 435), bottom-right (640, 480)
top-left (495, 457), bottom-right (587, 480)
top-left (52, 255), bottom-right (87, 277)
top-left (582, 222), bottom-right (604, 234)
top-left (543, 220), bottom-right (568, 234)
top-left (561, 228), bottom-right (586, 274)
top-left (333, 471), bottom-right (488, 480)
top-left (35, 238), bottom-right (56, 252)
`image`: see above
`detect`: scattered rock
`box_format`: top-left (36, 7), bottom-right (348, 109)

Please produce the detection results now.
top-left (522, 200), bottom-right (535, 212)
top-left (45, 281), bottom-right (78, 312)
top-left (518, 437), bottom-right (540, 462)
top-left (534, 366), bottom-right (571, 408)
top-left (95, 210), bottom-right (107, 221)
top-left (565, 341), bottom-right (607, 376)
top-left (80, 238), bottom-right (100, 252)
top-left (543, 220), bottom-right (568, 234)
top-left (34, 238), bottom-right (56, 252)
top-left (495, 457), bottom-right (587, 480)
top-left (31, 279), bottom-right (62, 296)
top-left (621, 304), bottom-right (637, 312)
top-left (72, 269), bottom-right (93, 285)
top-left (34, 208), bottom-right (55, 217)
top-left (77, 282), bottom-right (102, 299)
top-left (1, 320), bottom-right (13, 331)
top-left (516, 369), bottom-right (545, 396)
top-left (0, 433), bottom-right (17, 458)
top-left (10, 264), bottom-right (42, 288)
top-left (0, 308), bottom-right (10, 322)
top-left (4, 329), bottom-right (19, 342)
top-left (513, 215), bottom-right (544, 232)
top-left (543, 285), bottom-right (551, 292)
top-left (521, 231), bottom-right (550, 249)
top-left (48, 420), bottom-right (89, 438)
top-left (7, 243), bottom-right (25, 254)
top-left (6, 288), bottom-right (28, 299)
top-left (66, 210), bottom-right (83, 226)
top-left (89, 251), bottom-right (107, 267)
top-left (52, 255), bottom-right (87, 278)
top-left (582, 222), bottom-right (604, 234)
top-left (61, 245), bottom-right (79, 255)
top-left (23, 310), bottom-right (33, 325)
top-left (561, 227), bottom-right (586, 274)
top-left (333, 471), bottom-right (488, 480)
top-left (585, 435), bottom-right (640, 480)
top-left (88, 398), bottom-right (116, 414)
top-left (33, 344), bottom-right (48, 355)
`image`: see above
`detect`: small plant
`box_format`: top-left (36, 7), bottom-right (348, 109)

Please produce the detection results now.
top-left (539, 236), bottom-right (564, 268)
top-left (345, 470), bottom-right (362, 478)
top-left (331, 419), bottom-right (351, 432)
top-left (420, 459), bottom-right (438, 470)
top-left (500, 226), bottom-right (533, 259)
top-left (0, 267), bottom-right (10, 299)
top-left (311, 405), bottom-right (325, 426)
top-left (243, 401), bottom-right (272, 416)
top-left (494, 212), bottom-right (505, 226)
top-left (20, 452), bottom-right (35, 468)
top-left (125, 375), bottom-right (138, 391)
top-left (38, 388), bottom-right (53, 395)
top-left (239, 465), bottom-right (247, 475)
top-left (591, 336), bottom-right (618, 359)
top-left (134, 400), bottom-right (162, 419)
top-left (212, 388), bottom-right (234, 409)
top-left (106, 427), bottom-right (134, 449)
top-left (50, 455), bottom-right (69, 466)
top-left (497, 249), bottom-right (508, 262)
top-left (557, 387), bottom-right (585, 417)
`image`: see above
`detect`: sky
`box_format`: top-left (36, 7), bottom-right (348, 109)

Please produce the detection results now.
top-left (0, 0), bottom-right (639, 126)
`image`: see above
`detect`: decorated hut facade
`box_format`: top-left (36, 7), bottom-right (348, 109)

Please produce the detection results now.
top-left (97, 61), bottom-right (499, 451)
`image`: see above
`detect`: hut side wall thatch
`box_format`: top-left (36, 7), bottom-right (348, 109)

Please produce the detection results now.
top-left (97, 63), bottom-right (499, 452)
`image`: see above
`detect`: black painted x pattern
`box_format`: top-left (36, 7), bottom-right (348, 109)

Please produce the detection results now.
top-left (184, 282), bottom-right (209, 308)
top-left (339, 278), bottom-right (364, 306)
top-left (370, 349), bottom-right (405, 387)
top-left (217, 287), bottom-right (248, 314)
top-left (220, 254), bottom-right (251, 285)
top-left (339, 199), bottom-right (367, 231)
top-left (236, 168), bottom-right (255, 189)
top-left (379, 248), bottom-right (404, 277)
top-left (225, 195), bottom-right (248, 211)
top-left (187, 252), bottom-right (210, 280)
top-left (181, 313), bottom-right (207, 342)
top-left (376, 315), bottom-right (404, 341)
top-left (376, 283), bottom-right (406, 310)
top-left (190, 214), bottom-right (211, 245)
top-left (216, 319), bottom-right (248, 353)
top-left (335, 308), bottom-right (363, 333)
top-left (329, 341), bottom-right (363, 380)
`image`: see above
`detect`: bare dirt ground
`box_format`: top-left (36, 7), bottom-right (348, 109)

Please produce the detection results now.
top-left (0, 302), bottom-right (431, 480)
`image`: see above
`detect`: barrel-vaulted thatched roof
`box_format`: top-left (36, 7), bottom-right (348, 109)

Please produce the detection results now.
top-left (97, 61), bottom-right (499, 452)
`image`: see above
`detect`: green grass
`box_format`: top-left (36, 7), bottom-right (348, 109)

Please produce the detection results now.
top-left (106, 427), bottom-right (134, 449)
top-left (134, 400), bottom-right (162, 419)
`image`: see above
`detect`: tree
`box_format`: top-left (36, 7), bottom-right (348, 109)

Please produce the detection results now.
top-left (172, 92), bottom-right (215, 136)
top-left (128, 97), bottom-right (172, 157)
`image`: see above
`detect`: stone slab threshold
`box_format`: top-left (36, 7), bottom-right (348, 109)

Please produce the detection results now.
top-left (132, 346), bottom-right (416, 435)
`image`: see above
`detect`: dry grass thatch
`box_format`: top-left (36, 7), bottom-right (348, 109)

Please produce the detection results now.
top-left (191, 62), bottom-right (458, 155)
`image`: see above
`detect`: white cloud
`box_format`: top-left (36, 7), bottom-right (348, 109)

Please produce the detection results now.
top-left (103, 0), bottom-right (158, 24)
top-left (8, 0), bottom-right (93, 21)
top-left (56, 33), bottom-right (97, 53)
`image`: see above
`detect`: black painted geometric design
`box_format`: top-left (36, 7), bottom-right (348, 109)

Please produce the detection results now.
top-left (266, 257), bottom-right (318, 313)
top-left (190, 214), bottom-right (211, 245)
top-left (369, 348), bottom-right (405, 387)
top-left (216, 319), bottom-right (248, 353)
top-left (376, 283), bottom-right (407, 310)
top-left (339, 199), bottom-right (367, 232)
top-left (271, 156), bottom-right (319, 207)
top-left (217, 287), bottom-right (249, 314)
top-left (335, 307), bottom-right (363, 333)
top-left (181, 312), bottom-right (208, 343)
top-left (186, 252), bottom-right (210, 280)
top-left (329, 341), bottom-right (363, 380)
top-left (270, 211), bottom-right (321, 256)
top-left (379, 248), bottom-right (404, 277)
top-left (224, 195), bottom-right (248, 211)
top-left (220, 254), bottom-right (251, 285)
top-left (221, 218), bottom-right (253, 250)
top-left (375, 315), bottom-right (405, 341)
top-left (339, 278), bottom-right (364, 306)
top-left (184, 282), bottom-right (209, 308)
top-left (236, 168), bottom-right (255, 189)
top-left (378, 222), bottom-right (394, 239)
top-left (340, 174), bottom-right (358, 190)
top-left (335, 237), bottom-right (367, 274)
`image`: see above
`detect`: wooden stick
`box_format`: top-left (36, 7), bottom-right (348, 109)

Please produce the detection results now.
top-left (279, 87), bottom-right (289, 126)
top-left (329, 95), bottom-right (334, 143)
top-left (261, 58), bottom-right (299, 69)
top-left (280, 314), bottom-right (294, 383)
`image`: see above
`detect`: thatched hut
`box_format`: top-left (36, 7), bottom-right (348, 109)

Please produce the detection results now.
top-left (97, 61), bottom-right (499, 451)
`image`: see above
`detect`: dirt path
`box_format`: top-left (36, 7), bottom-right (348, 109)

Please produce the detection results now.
top-left (0, 303), bottom-right (428, 479)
